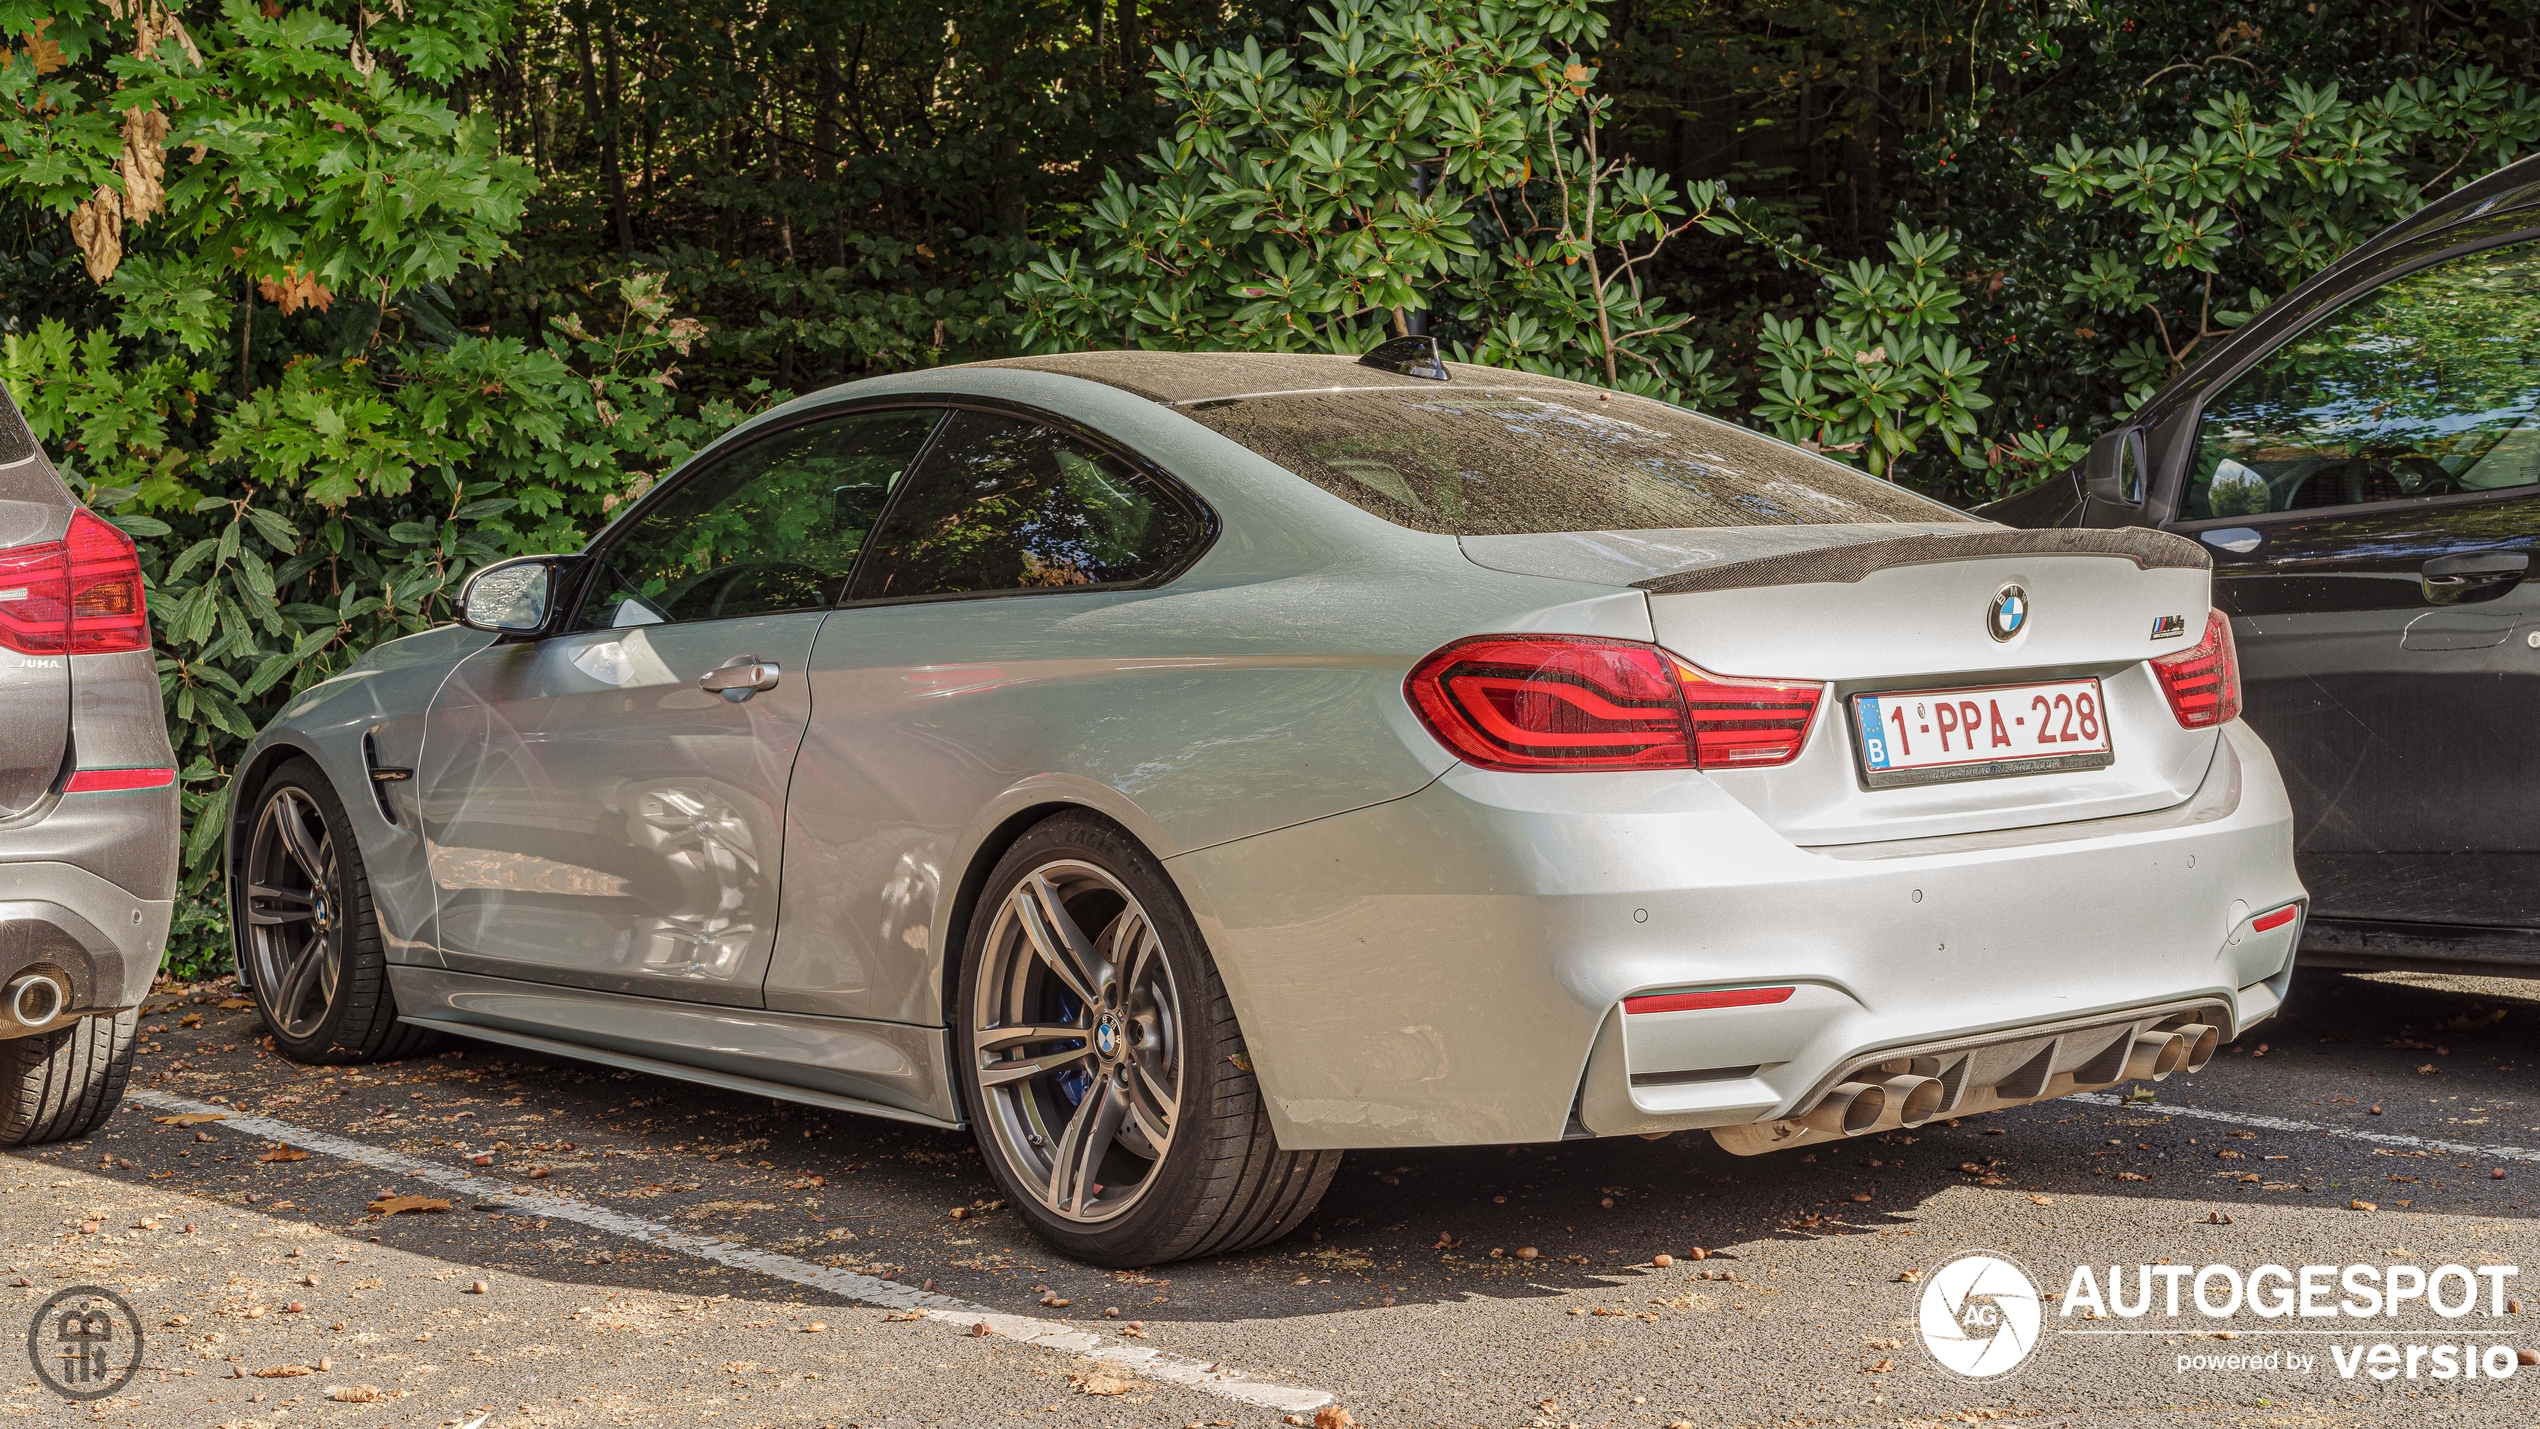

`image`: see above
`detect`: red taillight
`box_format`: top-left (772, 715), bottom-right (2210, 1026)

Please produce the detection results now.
top-left (0, 536), bottom-right (70, 655)
top-left (65, 509), bottom-right (148, 654)
top-left (1623, 986), bottom-right (1795, 1015)
top-left (1406, 636), bottom-right (1690, 770)
top-left (2251, 904), bottom-right (2299, 933)
top-left (1405, 635), bottom-right (1822, 772)
top-left (63, 766), bottom-right (175, 793)
top-left (1676, 661), bottom-right (1823, 768)
top-left (2151, 609), bottom-right (2241, 729)
top-left (0, 510), bottom-right (147, 657)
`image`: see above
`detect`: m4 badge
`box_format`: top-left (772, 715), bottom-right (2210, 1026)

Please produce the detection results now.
top-left (2149, 614), bottom-right (2188, 640)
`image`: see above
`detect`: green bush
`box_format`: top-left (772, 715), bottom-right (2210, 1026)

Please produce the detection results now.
top-left (0, 0), bottom-right (763, 978)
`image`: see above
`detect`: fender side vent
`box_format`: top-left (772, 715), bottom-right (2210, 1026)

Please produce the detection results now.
top-left (361, 731), bottom-right (409, 825)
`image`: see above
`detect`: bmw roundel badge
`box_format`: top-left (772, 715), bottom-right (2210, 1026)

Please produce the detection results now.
top-left (1987, 585), bottom-right (2029, 642)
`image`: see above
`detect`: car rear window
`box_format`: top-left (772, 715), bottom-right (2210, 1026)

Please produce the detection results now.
top-left (1179, 385), bottom-right (1971, 534)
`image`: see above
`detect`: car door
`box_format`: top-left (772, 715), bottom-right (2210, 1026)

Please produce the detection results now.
top-left (761, 407), bottom-right (1213, 1023)
top-left (418, 406), bottom-right (943, 1000)
top-left (2166, 237), bottom-right (2540, 929)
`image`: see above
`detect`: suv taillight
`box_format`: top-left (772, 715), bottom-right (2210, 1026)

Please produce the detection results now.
top-left (0, 510), bottom-right (149, 657)
top-left (1405, 635), bottom-right (1822, 772)
top-left (2151, 609), bottom-right (2241, 729)
top-left (65, 509), bottom-right (148, 653)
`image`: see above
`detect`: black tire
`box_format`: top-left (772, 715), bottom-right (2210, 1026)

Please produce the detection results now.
top-left (0, 1009), bottom-right (137, 1146)
top-left (953, 811), bottom-right (1341, 1267)
top-left (236, 757), bottom-right (436, 1065)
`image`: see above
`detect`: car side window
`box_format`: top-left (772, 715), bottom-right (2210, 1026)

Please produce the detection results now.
top-left (575, 408), bottom-right (942, 630)
top-left (846, 410), bottom-right (1207, 602)
top-left (2185, 240), bottom-right (2540, 521)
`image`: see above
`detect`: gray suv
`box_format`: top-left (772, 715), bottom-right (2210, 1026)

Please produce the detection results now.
top-left (0, 384), bottom-right (177, 1145)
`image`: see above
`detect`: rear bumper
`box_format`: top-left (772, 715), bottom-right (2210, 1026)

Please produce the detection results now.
top-left (1174, 720), bottom-right (2302, 1150)
top-left (0, 860), bottom-right (172, 1034)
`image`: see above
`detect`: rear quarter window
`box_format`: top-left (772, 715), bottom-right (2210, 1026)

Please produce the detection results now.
top-left (1181, 385), bottom-right (1969, 534)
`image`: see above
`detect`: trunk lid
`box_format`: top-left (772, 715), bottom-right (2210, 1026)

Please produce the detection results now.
top-left (1468, 524), bottom-right (2224, 846)
top-left (0, 391), bottom-right (72, 818)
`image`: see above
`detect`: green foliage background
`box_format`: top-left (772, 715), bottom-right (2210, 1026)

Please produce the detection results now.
top-left (2, 0), bottom-right (2537, 978)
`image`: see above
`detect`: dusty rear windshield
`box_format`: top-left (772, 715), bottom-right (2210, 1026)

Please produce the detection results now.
top-left (1179, 385), bottom-right (1972, 534)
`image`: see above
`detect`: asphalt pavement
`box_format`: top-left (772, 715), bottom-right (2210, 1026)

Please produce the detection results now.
top-left (8, 966), bottom-right (2538, 1428)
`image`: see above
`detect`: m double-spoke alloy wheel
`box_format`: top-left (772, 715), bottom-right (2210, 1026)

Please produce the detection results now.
top-left (955, 813), bottom-right (1341, 1267)
top-left (972, 860), bottom-right (1184, 1224)
top-left (245, 787), bottom-right (344, 1040)
top-left (233, 758), bottom-right (434, 1064)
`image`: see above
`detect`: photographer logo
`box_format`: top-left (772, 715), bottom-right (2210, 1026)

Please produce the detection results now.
top-left (25, 1285), bottom-right (143, 1401)
top-left (1919, 1252), bottom-right (2043, 1380)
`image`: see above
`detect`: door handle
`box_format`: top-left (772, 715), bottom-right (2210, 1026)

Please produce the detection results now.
top-left (699, 654), bottom-right (781, 702)
top-left (2420, 551), bottom-right (2529, 605)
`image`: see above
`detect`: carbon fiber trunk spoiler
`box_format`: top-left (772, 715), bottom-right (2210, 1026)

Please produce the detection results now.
top-left (1634, 527), bottom-right (2209, 595)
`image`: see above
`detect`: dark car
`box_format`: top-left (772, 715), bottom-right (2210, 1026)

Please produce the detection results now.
top-left (0, 383), bottom-right (179, 1144)
top-left (1984, 154), bottom-right (2540, 979)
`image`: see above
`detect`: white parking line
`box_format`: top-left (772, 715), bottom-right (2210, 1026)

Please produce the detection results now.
top-left (2067, 1091), bottom-right (2540, 1163)
top-left (127, 1090), bottom-right (1332, 1414)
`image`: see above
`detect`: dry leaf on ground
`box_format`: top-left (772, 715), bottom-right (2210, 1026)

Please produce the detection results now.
top-left (366, 1195), bottom-right (451, 1216)
top-left (327, 1385), bottom-right (384, 1403)
top-left (154, 1113), bottom-right (226, 1126)
top-left (1073, 1373), bottom-right (1134, 1396)
top-left (251, 1365), bottom-right (311, 1379)
top-left (259, 1146), bottom-right (308, 1163)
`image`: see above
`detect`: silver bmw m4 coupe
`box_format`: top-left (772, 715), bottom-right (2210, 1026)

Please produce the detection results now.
top-left (229, 345), bottom-right (2303, 1264)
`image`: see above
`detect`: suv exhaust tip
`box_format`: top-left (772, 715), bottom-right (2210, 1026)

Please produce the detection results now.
top-left (6, 972), bottom-right (64, 1029)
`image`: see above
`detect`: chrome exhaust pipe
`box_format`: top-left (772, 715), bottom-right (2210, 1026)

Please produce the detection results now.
top-left (2122, 1030), bottom-right (2187, 1082)
top-left (1800, 1080), bottom-right (1887, 1136)
top-left (2172, 1023), bottom-right (2221, 1073)
top-left (1866, 1074), bottom-right (1945, 1132)
top-left (5, 973), bottom-right (64, 1029)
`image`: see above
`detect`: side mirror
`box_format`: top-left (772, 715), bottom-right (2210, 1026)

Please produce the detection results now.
top-left (2082, 428), bottom-right (2147, 507)
top-left (457, 555), bottom-right (565, 635)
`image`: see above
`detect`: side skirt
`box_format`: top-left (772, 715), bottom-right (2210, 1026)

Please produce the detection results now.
top-left (389, 966), bottom-right (962, 1130)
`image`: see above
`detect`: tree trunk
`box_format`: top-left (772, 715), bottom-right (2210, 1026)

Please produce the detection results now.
top-left (1114, 0), bottom-right (1136, 100)
top-left (572, 1), bottom-right (634, 255)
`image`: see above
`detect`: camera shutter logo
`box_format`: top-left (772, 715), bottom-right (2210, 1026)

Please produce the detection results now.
top-left (26, 1285), bottom-right (144, 1401)
top-left (1917, 1252), bottom-right (2043, 1379)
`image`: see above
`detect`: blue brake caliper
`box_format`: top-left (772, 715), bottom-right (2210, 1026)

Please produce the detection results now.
top-left (1053, 989), bottom-right (1091, 1108)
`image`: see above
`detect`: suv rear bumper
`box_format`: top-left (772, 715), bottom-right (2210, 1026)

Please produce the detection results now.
top-left (0, 861), bottom-right (172, 1036)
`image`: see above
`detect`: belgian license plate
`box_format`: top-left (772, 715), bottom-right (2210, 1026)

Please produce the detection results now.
top-left (1851, 679), bottom-right (2115, 789)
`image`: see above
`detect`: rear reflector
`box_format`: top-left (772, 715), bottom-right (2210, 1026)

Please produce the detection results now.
top-left (63, 767), bottom-right (175, 793)
top-left (2151, 609), bottom-right (2241, 729)
top-left (2251, 905), bottom-right (2298, 933)
top-left (1406, 635), bottom-right (1822, 773)
top-left (1623, 986), bottom-right (1796, 1015)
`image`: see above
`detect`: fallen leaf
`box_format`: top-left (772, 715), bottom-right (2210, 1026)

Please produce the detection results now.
top-left (882, 1310), bottom-right (925, 1322)
top-left (251, 1365), bottom-right (311, 1378)
top-left (327, 1384), bottom-right (385, 1403)
top-left (2351, 1200), bottom-right (2378, 1212)
top-left (2117, 1171), bottom-right (2149, 1182)
top-left (259, 1146), bottom-right (308, 1163)
top-left (1313, 1408), bottom-right (1359, 1429)
top-left (154, 1113), bottom-right (226, 1126)
top-left (219, 998), bottom-right (252, 1010)
top-left (367, 1195), bottom-right (450, 1216)
top-left (1073, 1372), bottom-right (1134, 1396)
top-left (1865, 1357), bottom-right (1894, 1372)
top-left (2205, 1211), bottom-right (2233, 1224)
top-left (1894, 1269), bottom-right (1921, 1283)
top-left (2028, 1195), bottom-right (2054, 1206)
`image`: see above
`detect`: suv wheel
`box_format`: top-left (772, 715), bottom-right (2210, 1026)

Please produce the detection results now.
top-left (954, 812), bottom-right (1339, 1266)
top-left (239, 757), bottom-right (434, 1064)
top-left (0, 1009), bottom-right (138, 1146)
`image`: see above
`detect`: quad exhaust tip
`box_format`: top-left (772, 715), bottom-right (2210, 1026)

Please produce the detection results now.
top-left (1799, 1080), bottom-right (1887, 1136)
top-left (2123, 1030), bottom-right (2188, 1082)
top-left (6, 973), bottom-right (64, 1029)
